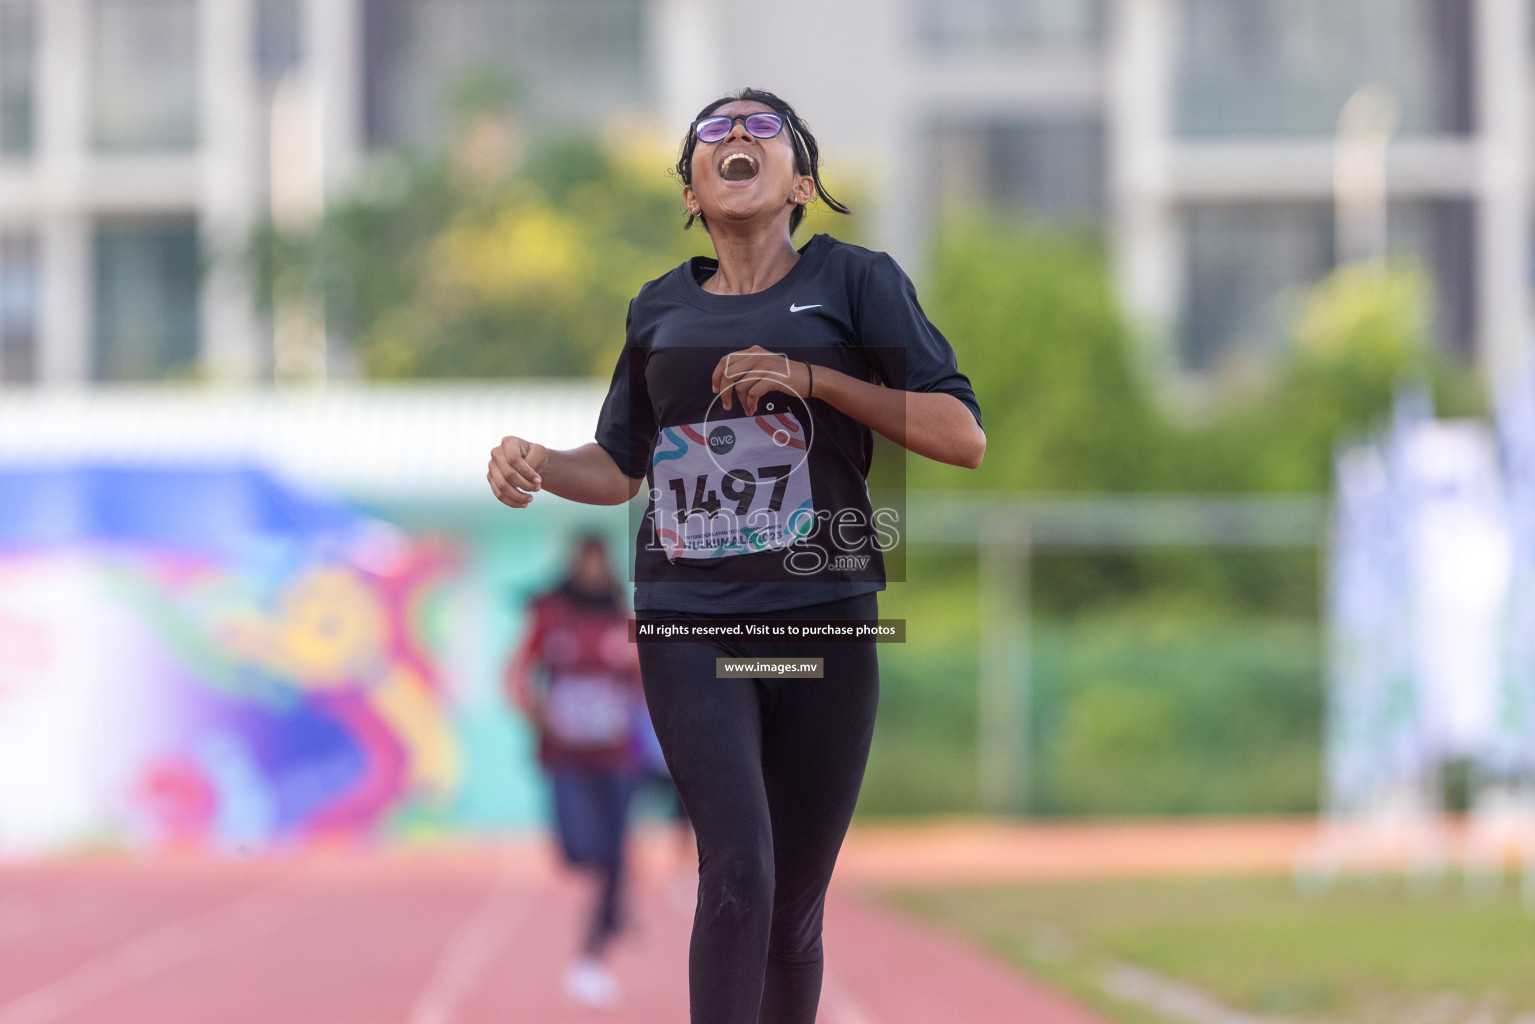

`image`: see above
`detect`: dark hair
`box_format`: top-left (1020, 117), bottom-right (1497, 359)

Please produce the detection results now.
top-left (560, 532), bottom-right (621, 607)
top-left (569, 531), bottom-right (610, 561)
top-left (674, 87), bottom-right (851, 235)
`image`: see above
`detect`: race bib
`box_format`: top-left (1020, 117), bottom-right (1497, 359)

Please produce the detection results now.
top-left (544, 674), bottom-right (633, 749)
top-left (650, 412), bottom-right (815, 561)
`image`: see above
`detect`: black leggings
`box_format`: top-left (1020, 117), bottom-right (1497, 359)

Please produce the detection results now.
top-left (638, 593), bottom-right (880, 1024)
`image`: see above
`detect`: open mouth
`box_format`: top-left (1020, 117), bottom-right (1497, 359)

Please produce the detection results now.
top-left (719, 152), bottom-right (759, 182)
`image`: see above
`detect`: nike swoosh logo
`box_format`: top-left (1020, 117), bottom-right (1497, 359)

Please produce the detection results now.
top-left (789, 303), bottom-right (822, 313)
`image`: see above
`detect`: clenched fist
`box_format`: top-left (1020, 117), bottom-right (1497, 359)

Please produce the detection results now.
top-left (488, 436), bottom-right (549, 508)
top-left (712, 345), bottom-right (813, 416)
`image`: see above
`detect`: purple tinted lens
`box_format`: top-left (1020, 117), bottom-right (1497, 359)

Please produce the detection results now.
top-left (695, 117), bottom-right (732, 142)
top-left (745, 113), bottom-right (782, 138)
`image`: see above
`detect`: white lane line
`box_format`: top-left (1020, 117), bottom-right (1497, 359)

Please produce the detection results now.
top-left (0, 886), bottom-right (288, 1024)
top-left (406, 862), bottom-right (531, 1024)
top-left (1102, 963), bottom-right (1274, 1024)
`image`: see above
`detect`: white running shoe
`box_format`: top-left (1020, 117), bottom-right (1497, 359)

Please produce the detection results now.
top-left (563, 956), bottom-right (621, 1010)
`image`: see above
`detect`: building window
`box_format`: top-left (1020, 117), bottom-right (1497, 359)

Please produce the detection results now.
top-left (364, 0), bottom-right (650, 149)
top-left (920, 0), bottom-right (1102, 50)
top-left (1180, 204), bottom-right (1334, 371)
top-left (0, 0), bottom-right (36, 157)
top-left (255, 0), bottom-right (302, 82)
top-left (90, 0), bottom-right (199, 152)
top-left (1179, 200), bottom-right (1475, 371)
top-left (0, 232), bottom-right (37, 382)
top-left (93, 218), bottom-right (200, 381)
top-left (1387, 199), bottom-right (1475, 358)
top-left (934, 117), bottom-right (1104, 224)
top-left (1176, 0), bottom-right (1473, 137)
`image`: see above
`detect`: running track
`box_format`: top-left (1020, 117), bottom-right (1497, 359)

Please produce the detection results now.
top-left (0, 818), bottom-right (1318, 1024)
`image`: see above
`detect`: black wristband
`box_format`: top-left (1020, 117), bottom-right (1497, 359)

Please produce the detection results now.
top-left (806, 361), bottom-right (814, 400)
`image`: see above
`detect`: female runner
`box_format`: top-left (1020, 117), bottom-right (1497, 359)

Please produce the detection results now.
top-left (488, 87), bottom-right (984, 1024)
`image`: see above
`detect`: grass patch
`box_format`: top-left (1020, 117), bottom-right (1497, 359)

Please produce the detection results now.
top-left (881, 875), bottom-right (1535, 1023)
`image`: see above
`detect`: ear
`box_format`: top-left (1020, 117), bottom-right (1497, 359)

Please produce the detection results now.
top-left (790, 172), bottom-right (814, 205)
top-left (682, 183), bottom-right (699, 216)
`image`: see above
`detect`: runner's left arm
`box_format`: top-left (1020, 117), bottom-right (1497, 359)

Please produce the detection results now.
top-left (713, 347), bottom-right (986, 469)
top-left (796, 368), bottom-right (984, 469)
top-left (712, 249), bottom-right (985, 468)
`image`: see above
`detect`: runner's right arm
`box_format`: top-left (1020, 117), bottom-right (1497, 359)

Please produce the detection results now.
top-left (488, 438), bottom-right (643, 508)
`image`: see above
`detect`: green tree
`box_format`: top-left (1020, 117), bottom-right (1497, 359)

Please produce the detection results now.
top-left (251, 124), bottom-right (707, 379)
top-left (1194, 260), bottom-right (1484, 492)
top-left (250, 120), bottom-right (866, 380)
top-left (914, 218), bottom-right (1169, 493)
top-left (915, 225), bottom-right (1483, 496)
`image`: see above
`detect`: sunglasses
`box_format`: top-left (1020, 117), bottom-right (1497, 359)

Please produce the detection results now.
top-left (691, 112), bottom-right (786, 144)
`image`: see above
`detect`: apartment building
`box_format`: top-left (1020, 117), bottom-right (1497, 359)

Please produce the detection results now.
top-left (0, 0), bottom-right (1525, 388)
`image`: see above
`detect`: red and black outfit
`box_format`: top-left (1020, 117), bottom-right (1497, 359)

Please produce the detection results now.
top-left (515, 582), bottom-right (642, 958)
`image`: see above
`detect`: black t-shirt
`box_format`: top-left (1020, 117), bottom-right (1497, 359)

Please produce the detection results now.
top-left (595, 233), bottom-right (981, 613)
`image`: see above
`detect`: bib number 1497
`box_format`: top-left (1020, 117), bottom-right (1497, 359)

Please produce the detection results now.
top-left (650, 413), bottom-right (815, 560)
top-left (666, 464), bottom-right (792, 520)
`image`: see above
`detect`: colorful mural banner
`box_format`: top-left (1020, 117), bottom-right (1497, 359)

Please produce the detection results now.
top-left (0, 465), bottom-right (462, 855)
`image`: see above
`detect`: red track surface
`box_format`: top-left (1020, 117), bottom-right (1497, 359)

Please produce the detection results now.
top-left (0, 816), bottom-right (1318, 1024)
